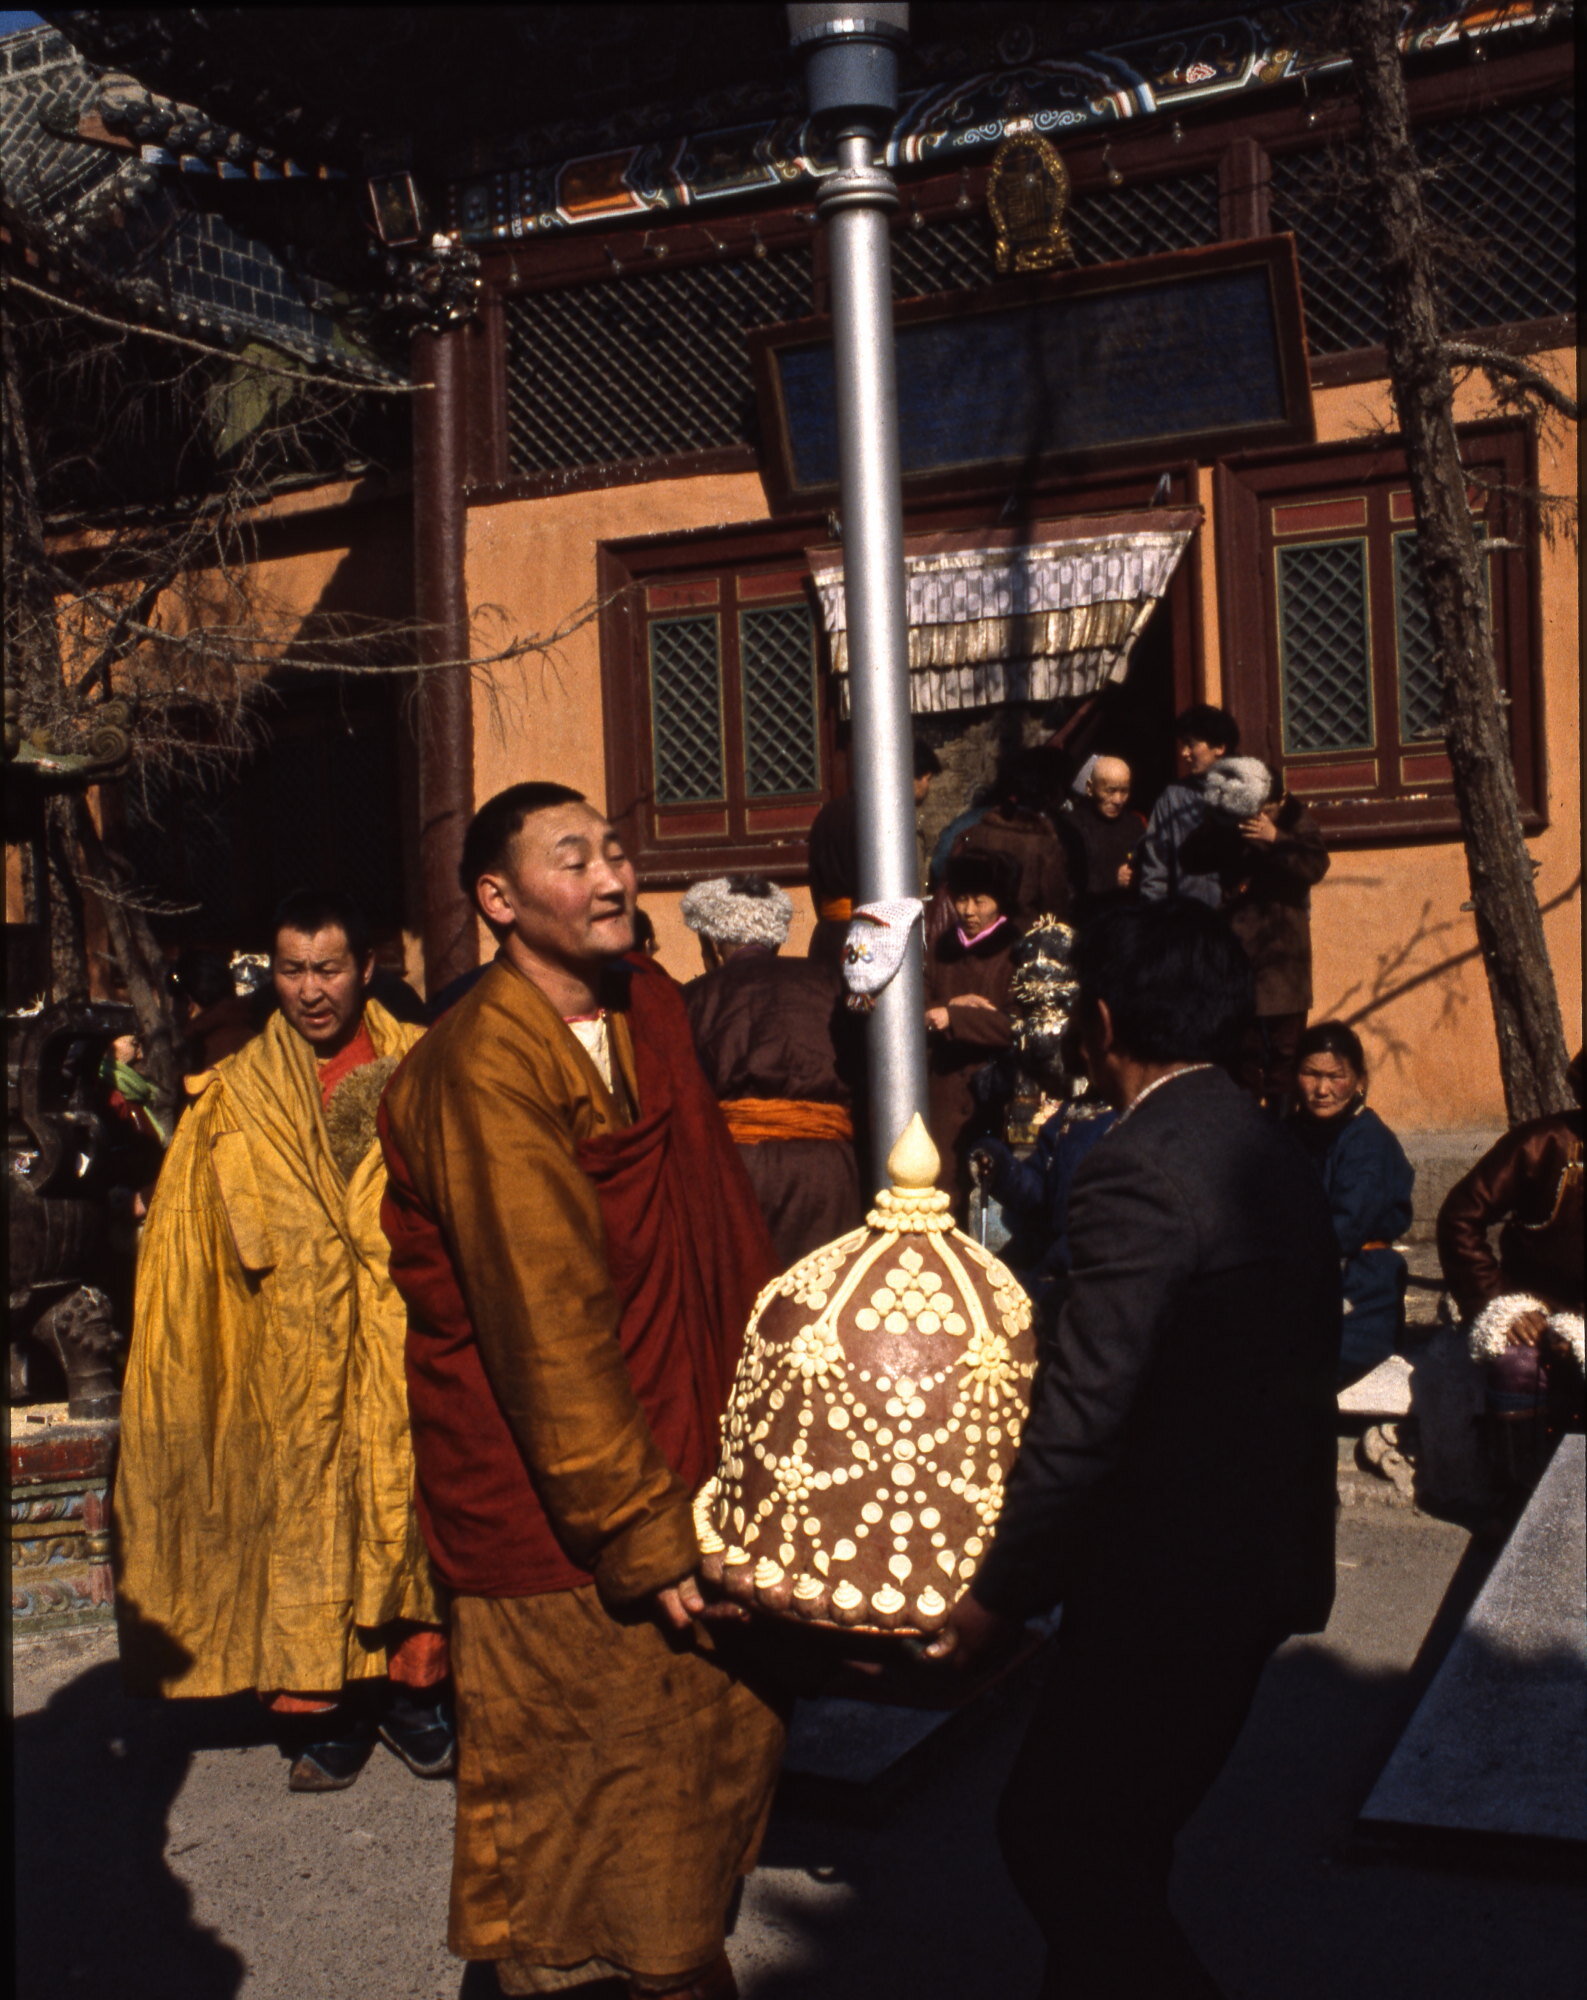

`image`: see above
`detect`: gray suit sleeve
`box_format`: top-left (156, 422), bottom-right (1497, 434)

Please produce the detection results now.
top-left (973, 1137), bottom-right (1198, 1621)
top-left (1135, 796), bottom-right (1174, 902)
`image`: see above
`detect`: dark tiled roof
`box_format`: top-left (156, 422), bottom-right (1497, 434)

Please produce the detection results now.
top-left (0, 23), bottom-right (401, 382)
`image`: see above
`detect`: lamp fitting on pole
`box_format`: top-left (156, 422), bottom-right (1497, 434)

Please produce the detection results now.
top-left (787, 5), bottom-right (908, 135)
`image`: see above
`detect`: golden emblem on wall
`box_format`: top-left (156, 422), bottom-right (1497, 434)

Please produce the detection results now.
top-left (987, 118), bottom-right (1074, 276)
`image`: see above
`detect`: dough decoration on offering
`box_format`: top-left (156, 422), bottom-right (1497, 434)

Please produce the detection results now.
top-left (697, 1114), bottom-right (1037, 1637)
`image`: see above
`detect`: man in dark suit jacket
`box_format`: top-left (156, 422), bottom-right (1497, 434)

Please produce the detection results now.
top-left (929, 898), bottom-right (1340, 2000)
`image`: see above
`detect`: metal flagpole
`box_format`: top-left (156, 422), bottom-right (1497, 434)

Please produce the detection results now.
top-left (788, 5), bottom-right (927, 1186)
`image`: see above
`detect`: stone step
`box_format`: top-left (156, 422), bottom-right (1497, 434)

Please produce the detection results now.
top-left (1358, 1432), bottom-right (1587, 1850)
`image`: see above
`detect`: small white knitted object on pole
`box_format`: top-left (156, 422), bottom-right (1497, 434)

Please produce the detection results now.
top-left (841, 898), bottom-right (924, 1013)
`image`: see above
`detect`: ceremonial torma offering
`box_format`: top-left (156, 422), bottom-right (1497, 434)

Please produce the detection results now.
top-left (696, 1116), bottom-right (1037, 1637)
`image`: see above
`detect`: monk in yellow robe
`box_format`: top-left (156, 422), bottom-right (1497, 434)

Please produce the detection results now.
top-left (116, 891), bottom-right (448, 1793)
top-left (380, 783), bottom-right (785, 2000)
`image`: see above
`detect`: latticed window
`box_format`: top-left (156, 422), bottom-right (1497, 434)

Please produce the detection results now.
top-left (605, 552), bottom-right (832, 883)
top-left (1278, 539), bottom-right (1374, 753)
top-left (504, 246), bottom-right (813, 475)
top-left (1217, 424), bottom-right (1540, 843)
top-left (1277, 525), bottom-right (1499, 757)
top-left (1270, 94), bottom-right (1575, 353)
top-left (1394, 529), bottom-right (1491, 744)
top-left (890, 170), bottom-right (1219, 301)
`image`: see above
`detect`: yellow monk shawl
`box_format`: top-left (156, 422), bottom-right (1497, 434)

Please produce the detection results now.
top-left (116, 999), bottom-right (435, 1697)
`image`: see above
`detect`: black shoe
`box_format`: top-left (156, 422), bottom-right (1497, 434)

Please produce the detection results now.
top-left (286, 1711), bottom-right (377, 1793)
top-left (378, 1689), bottom-right (457, 1779)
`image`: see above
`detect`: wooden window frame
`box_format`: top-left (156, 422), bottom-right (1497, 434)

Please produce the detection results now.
top-left (1215, 418), bottom-right (1545, 845)
top-left (600, 464), bottom-right (1205, 886)
top-left (600, 527), bottom-right (840, 887)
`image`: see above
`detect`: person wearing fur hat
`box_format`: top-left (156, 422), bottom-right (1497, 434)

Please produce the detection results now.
top-left (682, 873), bottom-right (864, 1267)
top-left (1215, 766), bottom-right (1330, 1111)
top-left (925, 850), bottom-right (1022, 1215)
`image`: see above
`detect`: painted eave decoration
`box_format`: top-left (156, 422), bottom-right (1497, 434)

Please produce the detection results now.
top-left (445, 0), bottom-right (1564, 242)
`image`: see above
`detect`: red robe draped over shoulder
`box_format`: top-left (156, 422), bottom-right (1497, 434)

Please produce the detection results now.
top-left (378, 956), bottom-right (774, 1601)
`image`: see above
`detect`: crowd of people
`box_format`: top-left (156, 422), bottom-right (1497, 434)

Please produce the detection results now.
top-left (96, 707), bottom-right (1580, 1999)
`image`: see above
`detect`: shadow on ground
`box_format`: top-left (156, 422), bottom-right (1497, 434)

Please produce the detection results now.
top-left (731, 1517), bottom-right (1585, 2000)
top-left (13, 1656), bottom-right (269, 1999)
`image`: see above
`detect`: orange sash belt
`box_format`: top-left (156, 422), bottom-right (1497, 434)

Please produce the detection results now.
top-left (1359, 1240), bottom-right (1392, 1253)
top-left (723, 1097), bottom-right (854, 1145)
top-left (816, 897), bottom-right (854, 922)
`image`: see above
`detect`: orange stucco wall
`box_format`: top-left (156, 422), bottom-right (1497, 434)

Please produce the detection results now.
top-left (463, 470), bottom-right (820, 979)
top-left (462, 355), bottom-right (1579, 1132)
top-left (1297, 354), bottom-right (1579, 1130)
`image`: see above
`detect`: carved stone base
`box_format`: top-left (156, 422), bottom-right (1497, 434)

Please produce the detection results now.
top-left (9, 1405), bottom-right (118, 1636)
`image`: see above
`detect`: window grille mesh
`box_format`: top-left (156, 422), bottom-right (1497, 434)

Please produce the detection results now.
top-left (892, 213), bottom-right (994, 298)
top-left (1394, 532), bottom-right (1443, 743)
top-left (739, 605), bottom-right (820, 797)
top-left (1278, 540), bottom-right (1374, 753)
top-left (890, 172), bottom-right (1220, 300)
top-left (649, 615), bottom-right (724, 804)
top-left (1271, 96), bottom-right (1575, 353)
top-left (504, 247), bottom-right (812, 475)
top-left (1394, 529), bottom-right (1492, 743)
top-left (1067, 171), bottom-right (1221, 265)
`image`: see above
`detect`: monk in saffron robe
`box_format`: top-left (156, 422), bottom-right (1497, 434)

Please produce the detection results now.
top-left (115, 891), bottom-right (450, 1792)
top-left (379, 783), bottom-right (785, 2000)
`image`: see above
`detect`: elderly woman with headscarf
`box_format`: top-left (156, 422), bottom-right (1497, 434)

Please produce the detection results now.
top-left (682, 873), bottom-right (865, 1267)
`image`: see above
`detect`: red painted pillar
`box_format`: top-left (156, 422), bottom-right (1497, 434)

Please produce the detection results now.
top-left (411, 324), bottom-right (476, 993)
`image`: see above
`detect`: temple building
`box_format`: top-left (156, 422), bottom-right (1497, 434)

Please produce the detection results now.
top-left (4, 2), bottom-right (1577, 1129)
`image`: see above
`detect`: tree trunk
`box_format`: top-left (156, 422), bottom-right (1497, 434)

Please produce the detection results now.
top-left (1343, 0), bottom-right (1572, 1124)
top-left (42, 794), bottom-right (89, 1002)
top-left (73, 798), bottom-right (181, 1130)
top-left (5, 298), bottom-right (91, 1001)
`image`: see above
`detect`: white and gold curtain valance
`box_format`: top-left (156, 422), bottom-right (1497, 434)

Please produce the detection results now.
top-left (810, 510), bottom-right (1200, 714)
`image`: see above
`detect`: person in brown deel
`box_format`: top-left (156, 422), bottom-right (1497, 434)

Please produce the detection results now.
top-left (379, 782), bottom-right (785, 2000)
top-left (681, 872), bottom-right (864, 1268)
top-left (171, 947), bottom-right (257, 1073)
top-left (1057, 753), bottom-right (1147, 923)
top-left (1179, 757), bottom-right (1329, 1111)
top-left (1433, 1049), bottom-right (1584, 1488)
top-left (807, 737), bottom-right (940, 966)
top-left (949, 749), bottom-right (1072, 930)
top-left (926, 849), bottom-right (1021, 1216)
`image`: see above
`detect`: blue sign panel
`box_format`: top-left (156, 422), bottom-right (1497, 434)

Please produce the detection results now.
top-left (752, 237), bottom-right (1314, 510)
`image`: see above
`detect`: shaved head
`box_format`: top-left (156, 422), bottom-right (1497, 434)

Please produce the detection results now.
top-left (1088, 756), bottom-right (1132, 818)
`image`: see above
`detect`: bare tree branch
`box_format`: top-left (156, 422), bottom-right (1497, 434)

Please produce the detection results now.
top-left (1, 274), bottom-right (425, 393)
top-left (1443, 340), bottom-right (1579, 423)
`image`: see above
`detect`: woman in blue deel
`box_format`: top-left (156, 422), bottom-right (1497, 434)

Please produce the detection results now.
top-left (1289, 1021), bottom-right (1416, 1387)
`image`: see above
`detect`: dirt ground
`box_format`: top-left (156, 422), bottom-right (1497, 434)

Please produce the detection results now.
top-left (12, 1500), bottom-right (1584, 2000)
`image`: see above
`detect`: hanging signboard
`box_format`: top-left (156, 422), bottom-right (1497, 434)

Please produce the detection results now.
top-left (749, 235), bottom-right (1314, 513)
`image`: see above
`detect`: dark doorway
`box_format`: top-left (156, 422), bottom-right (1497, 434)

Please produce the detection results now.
top-left (1055, 594), bottom-right (1180, 818)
